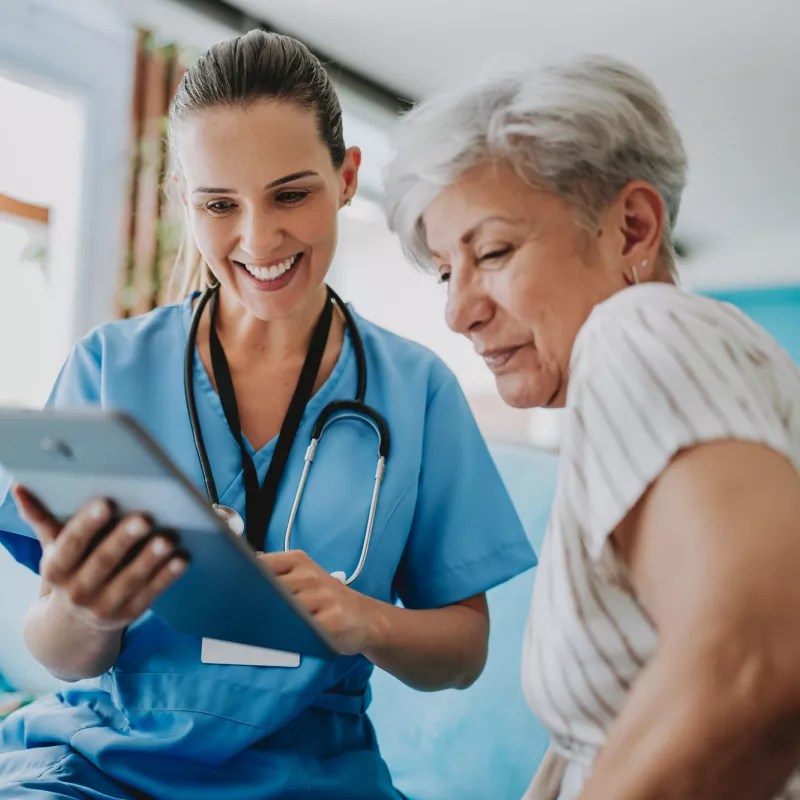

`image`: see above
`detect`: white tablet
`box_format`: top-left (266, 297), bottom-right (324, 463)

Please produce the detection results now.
top-left (0, 407), bottom-right (338, 661)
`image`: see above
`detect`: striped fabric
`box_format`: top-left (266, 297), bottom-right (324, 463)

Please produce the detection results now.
top-left (522, 284), bottom-right (800, 798)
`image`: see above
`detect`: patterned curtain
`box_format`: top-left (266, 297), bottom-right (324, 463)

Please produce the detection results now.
top-left (117, 30), bottom-right (192, 318)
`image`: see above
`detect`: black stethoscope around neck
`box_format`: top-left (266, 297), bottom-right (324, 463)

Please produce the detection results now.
top-left (184, 282), bottom-right (390, 586)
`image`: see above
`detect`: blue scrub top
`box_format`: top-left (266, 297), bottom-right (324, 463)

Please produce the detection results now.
top-left (0, 296), bottom-right (536, 798)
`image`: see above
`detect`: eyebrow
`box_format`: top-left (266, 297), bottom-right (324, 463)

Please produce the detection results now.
top-left (429, 215), bottom-right (520, 258)
top-left (461, 215), bottom-right (519, 244)
top-left (192, 170), bottom-right (320, 195)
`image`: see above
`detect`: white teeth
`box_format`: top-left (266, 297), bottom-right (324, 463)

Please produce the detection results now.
top-left (243, 254), bottom-right (299, 282)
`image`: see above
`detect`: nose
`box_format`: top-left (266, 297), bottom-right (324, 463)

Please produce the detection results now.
top-left (445, 267), bottom-right (493, 337)
top-left (239, 205), bottom-right (283, 257)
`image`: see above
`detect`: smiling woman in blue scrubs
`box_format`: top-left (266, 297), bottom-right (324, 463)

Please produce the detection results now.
top-left (0, 30), bottom-right (535, 800)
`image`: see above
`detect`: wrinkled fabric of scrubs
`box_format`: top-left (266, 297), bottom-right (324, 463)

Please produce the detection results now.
top-left (0, 296), bottom-right (536, 799)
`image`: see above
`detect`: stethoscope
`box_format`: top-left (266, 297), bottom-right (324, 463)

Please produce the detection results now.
top-left (184, 283), bottom-right (390, 585)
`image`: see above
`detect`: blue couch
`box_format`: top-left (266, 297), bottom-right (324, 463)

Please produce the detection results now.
top-left (370, 444), bottom-right (557, 800)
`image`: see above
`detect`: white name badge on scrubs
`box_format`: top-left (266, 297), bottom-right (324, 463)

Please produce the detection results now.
top-left (201, 638), bottom-right (300, 668)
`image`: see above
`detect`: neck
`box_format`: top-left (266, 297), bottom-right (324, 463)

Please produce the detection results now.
top-left (214, 284), bottom-right (329, 361)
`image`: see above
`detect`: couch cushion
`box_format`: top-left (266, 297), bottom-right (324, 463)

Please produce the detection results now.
top-left (370, 444), bottom-right (556, 800)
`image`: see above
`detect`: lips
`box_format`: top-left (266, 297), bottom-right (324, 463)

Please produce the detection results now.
top-left (232, 252), bottom-right (305, 293)
top-left (481, 345), bottom-right (525, 372)
top-left (233, 253), bottom-right (301, 282)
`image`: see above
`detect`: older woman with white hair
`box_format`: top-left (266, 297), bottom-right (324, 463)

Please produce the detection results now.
top-left (384, 56), bottom-right (800, 799)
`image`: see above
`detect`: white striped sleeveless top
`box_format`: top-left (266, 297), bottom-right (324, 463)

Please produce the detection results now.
top-left (522, 283), bottom-right (800, 799)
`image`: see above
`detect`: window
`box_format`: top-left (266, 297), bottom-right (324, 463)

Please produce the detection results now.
top-left (0, 74), bottom-right (84, 407)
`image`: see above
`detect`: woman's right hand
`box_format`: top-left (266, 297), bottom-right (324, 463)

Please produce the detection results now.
top-left (13, 485), bottom-right (187, 631)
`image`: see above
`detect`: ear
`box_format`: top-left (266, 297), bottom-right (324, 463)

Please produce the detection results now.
top-left (339, 146), bottom-right (361, 208)
top-left (607, 180), bottom-right (665, 282)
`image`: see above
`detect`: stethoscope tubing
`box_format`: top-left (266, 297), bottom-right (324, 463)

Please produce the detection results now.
top-left (184, 284), bottom-right (389, 585)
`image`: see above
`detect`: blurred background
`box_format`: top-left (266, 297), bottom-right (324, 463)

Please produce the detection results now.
top-left (0, 0), bottom-right (798, 797)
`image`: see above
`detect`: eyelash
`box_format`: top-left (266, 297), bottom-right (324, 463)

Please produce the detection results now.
top-left (479, 247), bottom-right (512, 262)
top-left (437, 247), bottom-right (512, 283)
top-left (203, 190), bottom-right (309, 215)
top-left (276, 190), bottom-right (308, 205)
top-left (205, 200), bottom-right (236, 215)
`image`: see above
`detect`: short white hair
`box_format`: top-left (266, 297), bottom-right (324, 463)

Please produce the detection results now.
top-left (383, 55), bottom-right (688, 271)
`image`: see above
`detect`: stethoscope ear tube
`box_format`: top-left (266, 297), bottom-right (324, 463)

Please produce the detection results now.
top-left (327, 286), bottom-right (367, 402)
top-left (184, 286), bottom-right (221, 507)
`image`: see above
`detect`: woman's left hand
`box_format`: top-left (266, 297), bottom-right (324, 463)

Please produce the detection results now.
top-left (260, 550), bottom-right (382, 656)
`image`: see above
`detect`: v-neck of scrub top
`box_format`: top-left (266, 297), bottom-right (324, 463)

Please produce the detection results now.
top-left (181, 293), bottom-right (355, 504)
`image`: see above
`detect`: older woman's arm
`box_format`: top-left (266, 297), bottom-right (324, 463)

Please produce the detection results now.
top-left (580, 439), bottom-right (800, 800)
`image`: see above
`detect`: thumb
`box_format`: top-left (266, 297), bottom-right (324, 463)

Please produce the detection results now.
top-left (12, 484), bottom-right (61, 546)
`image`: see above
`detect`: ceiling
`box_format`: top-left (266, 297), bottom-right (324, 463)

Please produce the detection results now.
top-left (226, 0), bottom-right (799, 261)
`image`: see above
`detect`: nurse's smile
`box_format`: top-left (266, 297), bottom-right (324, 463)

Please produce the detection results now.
top-left (232, 251), bottom-right (304, 293)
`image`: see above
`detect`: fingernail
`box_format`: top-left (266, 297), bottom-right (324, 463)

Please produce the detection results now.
top-left (90, 501), bottom-right (109, 521)
top-left (151, 538), bottom-right (169, 557)
top-left (169, 558), bottom-right (186, 575)
top-left (125, 517), bottom-right (149, 537)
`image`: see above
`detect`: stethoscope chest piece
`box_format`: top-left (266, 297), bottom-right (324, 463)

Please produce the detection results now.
top-left (213, 504), bottom-right (245, 537)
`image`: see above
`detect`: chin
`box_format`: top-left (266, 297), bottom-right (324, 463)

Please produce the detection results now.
top-left (495, 374), bottom-right (556, 410)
